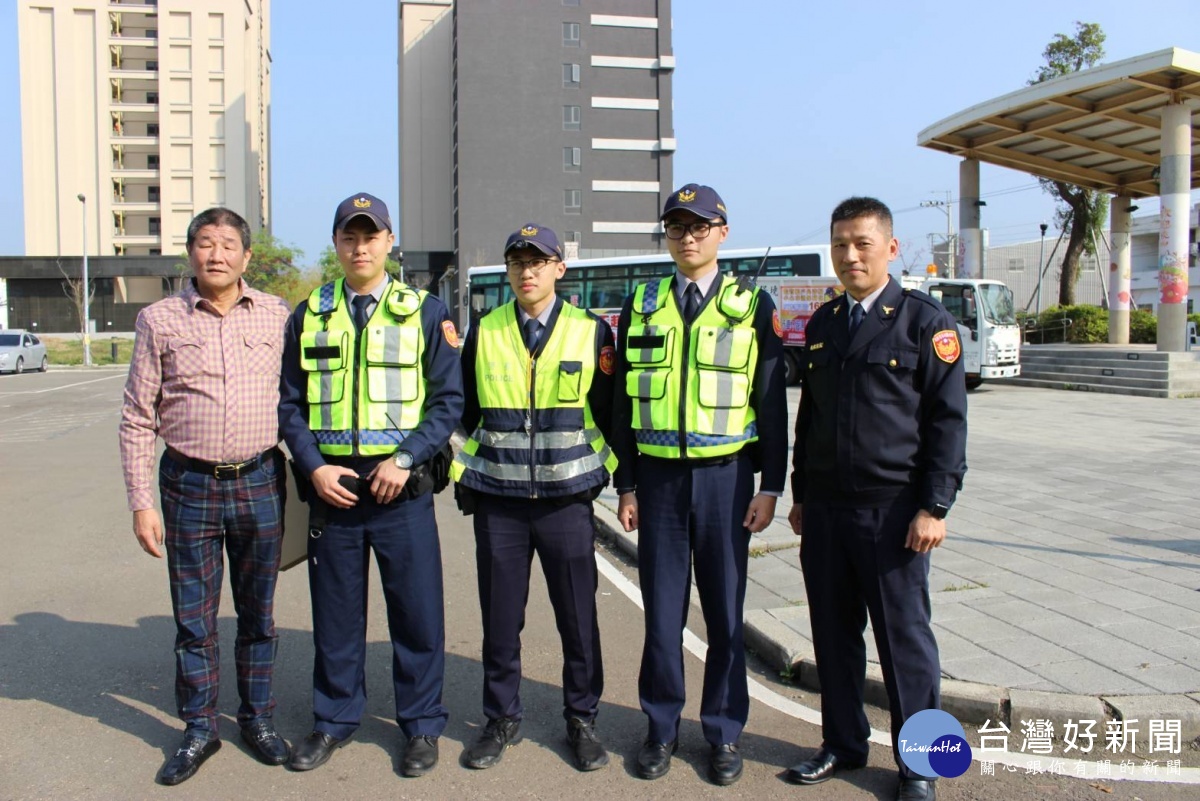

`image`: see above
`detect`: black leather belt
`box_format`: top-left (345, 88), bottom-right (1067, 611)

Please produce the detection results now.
top-left (166, 447), bottom-right (278, 480)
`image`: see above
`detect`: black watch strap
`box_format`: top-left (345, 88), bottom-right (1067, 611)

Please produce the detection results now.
top-left (927, 503), bottom-right (950, 520)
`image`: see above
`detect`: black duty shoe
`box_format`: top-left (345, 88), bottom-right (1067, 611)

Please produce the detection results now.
top-left (635, 739), bottom-right (677, 780)
top-left (159, 734), bottom-right (221, 786)
top-left (784, 748), bottom-right (866, 785)
top-left (897, 778), bottom-right (936, 801)
top-left (240, 721), bottom-right (290, 766)
top-left (401, 735), bottom-right (439, 777)
top-left (709, 743), bottom-right (743, 786)
top-left (462, 717), bottom-right (521, 769)
top-left (566, 717), bottom-right (609, 771)
top-left (288, 730), bottom-right (348, 772)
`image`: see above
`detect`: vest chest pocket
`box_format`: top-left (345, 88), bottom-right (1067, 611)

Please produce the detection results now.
top-left (557, 360), bottom-right (583, 403)
top-left (695, 326), bottom-right (753, 409)
top-left (625, 326), bottom-right (673, 367)
top-left (300, 330), bottom-right (349, 404)
top-left (625, 367), bottom-right (670, 401)
top-left (364, 325), bottom-right (421, 403)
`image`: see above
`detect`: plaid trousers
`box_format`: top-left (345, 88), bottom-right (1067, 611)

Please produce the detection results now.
top-left (159, 450), bottom-right (285, 739)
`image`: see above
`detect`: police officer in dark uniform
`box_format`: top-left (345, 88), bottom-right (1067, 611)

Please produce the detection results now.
top-left (279, 192), bottom-right (463, 777)
top-left (613, 184), bottom-right (788, 786)
top-left (785, 197), bottom-right (967, 801)
top-left (452, 223), bottom-right (616, 772)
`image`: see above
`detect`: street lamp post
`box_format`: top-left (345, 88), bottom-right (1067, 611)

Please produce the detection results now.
top-left (1035, 222), bottom-right (1048, 315)
top-left (920, 192), bottom-right (954, 277)
top-left (77, 193), bottom-right (91, 366)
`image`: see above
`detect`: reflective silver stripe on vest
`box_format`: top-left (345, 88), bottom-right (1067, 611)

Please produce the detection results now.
top-left (473, 429), bottom-right (592, 450)
top-left (455, 447), bottom-right (608, 483)
top-left (315, 330), bottom-right (336, 431)
top-left (637, 369), bottom-right (655, 429)
top-left (380, 327), bottom-right (405, 427)
top-left (711, 327), bottom-right (737, 434)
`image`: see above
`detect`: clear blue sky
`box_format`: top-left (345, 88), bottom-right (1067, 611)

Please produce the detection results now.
top-left (1, 1), bottom-right (1197, 268)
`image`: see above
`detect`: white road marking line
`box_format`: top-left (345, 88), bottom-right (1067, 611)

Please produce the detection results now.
top-left (0, 373), bottom-right (127, 396)
top-left (594, 549), bottom-right (1200, 785)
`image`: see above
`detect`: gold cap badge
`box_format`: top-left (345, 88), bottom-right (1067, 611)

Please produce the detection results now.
top-left (520, 225), bottom-right (538, 236)
top-left (353, 197), bottom-right (372, 209)
top-left (678, 189), bottom-right (696, 203)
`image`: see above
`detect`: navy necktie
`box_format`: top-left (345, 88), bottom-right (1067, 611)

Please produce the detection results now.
top-left (351, 294), bottom-right (372, 332)
top-left (683, 283), bottom-right (702, 323)
top-left (523, 318), bottom-right (542, 352)
top-left (849, 302), bottom-right (865, 338)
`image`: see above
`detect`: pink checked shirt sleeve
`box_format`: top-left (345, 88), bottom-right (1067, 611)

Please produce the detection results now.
top-left (118, 281), bottom-right (291, 511)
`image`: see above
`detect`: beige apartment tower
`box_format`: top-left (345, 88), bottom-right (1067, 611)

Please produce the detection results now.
top-left (18, 0), bottom-right (271, 258)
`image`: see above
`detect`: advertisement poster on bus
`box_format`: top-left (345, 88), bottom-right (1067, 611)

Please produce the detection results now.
top-left (757, 277), bottom-right (843, 347)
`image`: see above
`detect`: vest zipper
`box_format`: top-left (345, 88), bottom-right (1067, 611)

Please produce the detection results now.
top-left (679, 313), bottom-right (691, 459)
top-left (527, 351), bottom-right (537, 499)
top-left (352, 303), bottom-right (363, 456)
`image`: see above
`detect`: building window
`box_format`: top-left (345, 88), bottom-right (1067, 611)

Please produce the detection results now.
top-left (563, 22), bottom-right (580, 47)
top-left (149, 216), bottom-right (162, 234)
top-left (563, 63), bottom-right (580, 86)
top-left (146, 60), bottom-right (158, 71)
top-left (147, 154), bottom-right (160, 169)
top-left (148, 185), bottom-right (161, 202)
top-left (146, 29), bottom-right (158, 39)
top-left (565, 189), bottom-right (582, 214)
top-left (1007, 258), bottom-right (1025, 272)
top-left (147, 123), bottom-right (159, 136)
top-left (563, 0), bottom-right (580, 5)
top-left (149, 248), bottom-right (161, 255)
top-left (563, 147), bottom-right (582, 172)
top-left (146, 91), bottom-right (159, 105)
top-left (563, 105), bottom-right (581, 131)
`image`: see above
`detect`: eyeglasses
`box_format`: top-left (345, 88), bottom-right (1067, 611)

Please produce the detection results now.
top-left (504, 257), bottom-right (559, 275)
top-left (663, 220), bottom-right (724, 240)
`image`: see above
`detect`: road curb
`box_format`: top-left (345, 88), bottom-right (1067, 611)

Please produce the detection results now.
top-left (590, 501), bottom-right (1200, 735)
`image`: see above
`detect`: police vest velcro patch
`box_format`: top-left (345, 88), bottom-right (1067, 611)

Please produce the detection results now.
top-left (933, 330), bottom-right (961, 363)
top-left (442, 320), bottom-right (460, 348)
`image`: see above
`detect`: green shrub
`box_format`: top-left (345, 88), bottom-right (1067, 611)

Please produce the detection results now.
top-left (1035, 305), bottom-right (1108, 343)
top-left (1129, 309), bottom-right (1157, 344)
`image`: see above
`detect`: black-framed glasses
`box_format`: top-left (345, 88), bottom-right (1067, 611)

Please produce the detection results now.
top-left (663, 220), bottom-right (724, 240)
top-left (504, 256), bottom-right (559, 275)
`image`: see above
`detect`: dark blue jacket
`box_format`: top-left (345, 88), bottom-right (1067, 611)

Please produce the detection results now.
top-left (791, 277), bottom-right (967, 509)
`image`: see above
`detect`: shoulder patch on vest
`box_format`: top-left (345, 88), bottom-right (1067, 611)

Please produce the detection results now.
top-left (933, 329), bottom-right (961, 363)
top-left (599, 345), bottom-right (616, 375)
top-left (772, 308), bottom-right (783, 339)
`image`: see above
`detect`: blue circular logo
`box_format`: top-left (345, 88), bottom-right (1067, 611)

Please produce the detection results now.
top-left (897, 709), bottom-right (972, 778)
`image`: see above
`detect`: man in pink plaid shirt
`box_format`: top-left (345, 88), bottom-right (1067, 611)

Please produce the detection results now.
top-left (119, 207), bottom-right (292, 785)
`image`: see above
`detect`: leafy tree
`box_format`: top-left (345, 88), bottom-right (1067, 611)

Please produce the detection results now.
top-left (245, 229), bottom-right (305, 304)
top-left (1029, 22), bottom-right (1109, 306)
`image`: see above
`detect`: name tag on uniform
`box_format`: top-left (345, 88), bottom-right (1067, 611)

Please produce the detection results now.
top-left (809, 342), bottom-right (824, 351)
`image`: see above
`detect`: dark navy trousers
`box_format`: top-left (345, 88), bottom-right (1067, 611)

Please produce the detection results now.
top-left (636, 453), bottom-right (754, 746)
top-left (307, 491), bottom-right (448, 740)
top-left (800, 498), bottom-right (940, 777)
top-left (473, 495), bottom-right (603, 723)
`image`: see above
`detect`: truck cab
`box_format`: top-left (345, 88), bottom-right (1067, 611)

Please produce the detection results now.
top-left (920, 278), bottom-right (1021, 389)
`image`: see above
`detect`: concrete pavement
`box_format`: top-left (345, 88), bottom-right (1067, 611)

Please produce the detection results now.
top-left (594, 382), bottom-right (1200, 740)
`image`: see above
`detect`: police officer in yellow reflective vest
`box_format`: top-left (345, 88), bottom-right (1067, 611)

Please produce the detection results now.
top-left (278, 193), bottom-right (463, 777)
top-left (452, 223), bottom-right (617, 773)
top-left (613, 185), bottom-right (788, 786)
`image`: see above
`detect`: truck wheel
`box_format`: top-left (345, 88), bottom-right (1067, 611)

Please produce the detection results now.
top-left (784, 351), bottom-right (801, 386)
top-left (966, 375), bottom-right (983, 390)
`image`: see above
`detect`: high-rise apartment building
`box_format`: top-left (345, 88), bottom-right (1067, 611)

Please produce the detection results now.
top-left (18, 0), bottom-right (271, 258)
top-left (399, 0), bottom-right (674, 318)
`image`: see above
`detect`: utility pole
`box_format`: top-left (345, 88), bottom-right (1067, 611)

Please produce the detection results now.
top-left (77, 193), bottom-right (91, 366)
top-left (920, 191), bottom-right (955, 277)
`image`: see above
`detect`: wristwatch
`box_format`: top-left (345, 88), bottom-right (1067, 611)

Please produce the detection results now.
top-left (926, 503), bottom-right (950, 520)
top-left (393, 450), bottom-right (414, 470)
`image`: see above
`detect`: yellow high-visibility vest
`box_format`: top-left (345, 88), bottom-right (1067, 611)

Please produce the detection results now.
top-left (298, 278), bottom-right (426, 456)
top-left (625, 275), bottom-right (759, 459)
top-left (452, 301), bottom-right (616, 498)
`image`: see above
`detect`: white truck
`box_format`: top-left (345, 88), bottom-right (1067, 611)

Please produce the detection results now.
top-left (760, 275), bottom-right (1021, 389)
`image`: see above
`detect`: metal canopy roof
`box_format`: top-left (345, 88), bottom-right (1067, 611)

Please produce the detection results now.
top-left (917, 48), bottom-right (1200, 198)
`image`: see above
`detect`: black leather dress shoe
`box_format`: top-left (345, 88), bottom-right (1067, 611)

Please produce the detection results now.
top-left (566, 717), bottom-right (609, 771)
top-left (288, 730), bottom-right (347, 772)
top-left (784, 748), bottom-right (866, 785)
top-left (897, 778), bottom-right (936, 800)
top-left (463, 717), bottom-right (521, 769)
top-left (709, 743), bottom-right (743, 786)
top-left (635, 739), bottom-right (677, 780)
top-left (159, 734), bottom-right (221, 785)
top-left (241, 721), bottom-right (290, 766)
top-left (401, 735), bottom-right (439, 777)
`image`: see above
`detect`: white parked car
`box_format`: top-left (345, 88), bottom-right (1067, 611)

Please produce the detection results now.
top-left (0, 330), bottom-right (49, 374)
